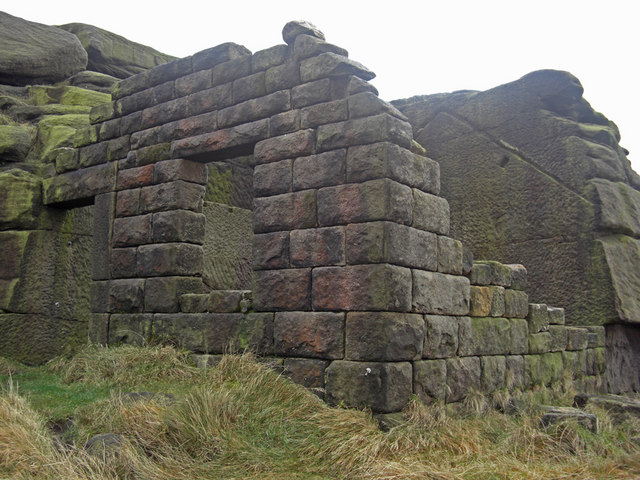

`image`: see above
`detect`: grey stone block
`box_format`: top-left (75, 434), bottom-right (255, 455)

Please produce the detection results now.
top-left (423, 315), bottom-right (459, 359)
top-left (446, 356), bottom-right (481, 403)
top-left (413, 359), bottom-right (446, 404)
top-left (412, 270), bottom-right (470, 315)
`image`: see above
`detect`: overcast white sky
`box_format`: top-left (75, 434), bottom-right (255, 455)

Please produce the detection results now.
top-left (5, 1), bottom-right (639, 171)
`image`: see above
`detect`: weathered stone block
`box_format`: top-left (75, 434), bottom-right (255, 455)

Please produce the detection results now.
top-left (413, 359), bottom-right (446, 404)
top-left (99, 118), bottom-right (121, 142)
top-left (253, 232), bottom-right (289, 270)
top-left (274, 311), bottom-right (344, 359)
top-left (91, 280), bottom-right (109, 313)
top-left (527, 303), bottom-right (549, 333)
top-left (469, 286), bottom-right (505, 317)
top-left (291, 78), bottom-right (332, 108)
top-left (186, 83), bottom-right (233, 115)
top-left (584, 325), bottom-right (605, 347)
top-left (137, 243), bottom-right (204, 277)
top-left (90, 102), bottom-right (116, 124)
top-left (117, 164), bottom-right (154, 190)
top-left (547, 306), bottom-right (565, 325)
top-left (293, 150), bottom-right (346, 190)
top-left (112, 214), bottom-right (152, 247)
top-left (252, 44), bottom-right (288, 72)
top-left (412, 270), bottom-right (470, 315)
top-left (284, 358), bottom-right (329, 388)
top-left (504, 290), bottom-right (529, 318)
top-left (110, 247), bottom-right (137, 278)
top-left (475, 261), bottom-right (512, 287)
top-left (562, 350), bottom-right (587, 378)
top-left (108, 313), bottom-right (153, 346)
top-left (470, 263), bottom-right (492, 285)
top-left (192, 43), bottom-right (251, 72)
top-left (458, 316), bottom-right (511, 356)
top-left (139, 181), bottom-right (205, 214)
top-left (506, 264), bottom-right (527, 290)
top-left (93, 193), bottom-right (115, 281)
top-left (437, 236), bottom-right (463, 274)
top-left (481, 356), bottom-right (506, 393)
top-left (446, 356), bottom-right (481, 403)
top-left (317, 179), bottom-right (412, 226)
top-left (423, 315), bottom-right (458, 359)
top-left (253, 269), bottom-right (311, 311)
top-left (290, 227), bottom-right (345, 267)
top-left (78, 142), bottom-right (108, 168)
top-left (265, 61), bottom-right (300, 93)
top-left (153, 159), bottom-right (208, 184)
top-left (159, 111), bottom-right (218, 142)
top-left (140, 98), bottom-right (188, 131)
top-left (254, 159), bottom-right (292, 197)
top-left (566, 327), bottom-right (589, 351)
top-left (109, 279), bottom-right (145, 313)
top-left (325, 361), bottom-right (412, 413)
top-left (316, 113), bottom-right (412, 152)
top-left (253, 190), bottom-right (316, 233)
top-left (345, 312), bottom-right (424, 361)
top-left (524, 352), bottom-right (564, 387)
top-left (312, 264), bottom-right (412, 312)
top-left (529, 332), bottom-right (552, 354)
top-left (175, 69), bottom-right (212, 97)
top-left (300, 99), bottom-right (348, 129)
top-left (207, 290), bottom-right (252, 313)
top-left (124, 143), bottom-right (171, 168)
top-left (548, 325), bottom-right (568, 352)
top-left (412, 189), bottom-right (450, 235)
top-left (152, 210), bottom-right (205, 244)
top-left (348, 92), bottom-right (407, 122)
top-left (505, 355), bottom-right (525, 390)
top-left (120, 111), bottom-right (143, 136)
top-left (292, 34), bottom-right (347, 61)
top-left (254, 129), bottom-right (316, 164)
top-left (54, 147), bottom-right (80, 173)
top-left (510, 318), bottom-right (529, 354)
top-left (218, 90), bottom-right (291, 129)
top-left (346, 222), bottom-right (437, 271)
top-left (232, 71), bottom-right (266, 103)
top-left (270, 110), bottom-right (300, 136)
top-left (43, 163), bottom-right (117, 205)
top-left (144, 276), bottom-right (203, 313)
top-left (115, 188), bottom-right (140, 217)
top-left (88, 314), bottom-right (109, 345)
top-left (300, 52), bottom-right (375, 83)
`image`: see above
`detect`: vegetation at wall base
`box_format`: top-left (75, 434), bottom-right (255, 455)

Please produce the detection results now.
top-left (1, 345), bottom-right (639, 479)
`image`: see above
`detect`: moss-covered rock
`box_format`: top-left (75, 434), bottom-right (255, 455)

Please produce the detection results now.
top-left (27, 86), bottom-right (110, 107)
top-left (0, 124), bottom-right (33, 163)
top-left (34, 114), bottom-right (91, 162)
top-left (0, 169), bottom-right (42, 229)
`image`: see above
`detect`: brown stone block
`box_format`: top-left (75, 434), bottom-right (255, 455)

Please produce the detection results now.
top-left (144, 276), bottom-right (204, 313)
top-left (209, 56), bottom-right (252, 87)
top-left (232, 71), bottom-right (266, 103)
top-left (346, 222), bottom-right (437, 270)
top-left (43, 163), bottom-right (117, 206)
top-left (438, 236), bottom-right (463, 274)
top-left (115, 188), bottom-right (140, 217)
top-left (125, 143), bottom-right (171, 168)
top-left (153, 159), bottom-right (208, 185)
top-left (139, 181), bottom-right (205, 214)
top-left (275, 311), bottom-right (344, 359)
top-left (292, 34), bottom-right (348, 61)
top-left (300, 99), bottom-right (348, 128)
top-left (140, 98), bottom-right (188, 130)
top-left (412, 189), bottom-right (450, 235)
top-left (469, 286), bottom-right (505, 317)
top-left (99, 118), bottom-right (121, 141)
top-left (423, 315), bottom-right (459, 359)
top-left (584, 326), bottom-right (605, 347)
top-left (253, 232), bottom-right (290, 270)
top-left (253, 190), bottom-right (316, 233)
top-left (254, 129), bottom-right (316, 164)
top-left (316, 113), bottom-right (412, 152)
top-left (504, 290), bottom-right (529, 318)
top-left (412, 270), bottom-right (470, 315)
top-left (317, 179), bottom-right (412, 227)
top-left (458, 316), bottom-right (511, 356)
top-left (348, 92), bottom-right (407, 121)
top-left (110, 248), bottom-right (137, 278)
top-left (186, 83), bottom-right (233, 115)
top-left (470, 263), bottom-right (492, 285)
top-left (252, 45), bottom-right (288, 72)
top-left (109, 279), bottom-right (145, 313)
top-left (109, 313), bottom-right (153, 345)
top-left (117, 164), bottom-right (154, 190)
top-left (300, 53), bottom-right (375, 83)
top-left (192, 43), bottom-right (251, 72)
top-left (312, 264), bottom-right (412, 312)
top-left (252, 269), bottom-right (311, 311)
top-left (566, 327), bottom-right (589, 350)
top-left (254, 159), bottom-right (292, 197)
top-left (446, 356), bottom-right (481, 403)
top-left (152, 210), bottom-right (205, 244)
top-left (527, 303), bottom-right (549, 333)
top-left (116, 88), bottom-right (153, 116)
top-left (325, 360), bottom-right (412, 413)
top-left (291, 78), bottom-right (332, 108)
top-left (284, 358), bottom-right (329, 388)
top-left (207, 290), bottom-right (252, 313)
top-left (174, 69), bottom-right (212, 97)
top-left (345, 312), bottom-right (424, 361)
top-left (112, 214), bottom-right (152, 247)
top-left (107, 136), bottom-right (130, 162)
top-left (218, 90), bottom-right (290, 129)
top-left (137, 243), bottom-right (204, 277)
top-left (506, 264), bottom-right (527, 290)
top-left (270, 110), bottom-right (301, 136)
top-left (293, 149), bottom-right (346, 190)
top-left (78, 141), bottom-right (108, 168)
top-left (265, 61), bottom-right (300, 93)
top-left (120, 111), bottom-right (143, 135)
top-left (290, 227), bottom-right (345, 267)
top-left (413, 359), bottom-right (447, 404)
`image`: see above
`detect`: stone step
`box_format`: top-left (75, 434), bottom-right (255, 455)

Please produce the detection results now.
top-left (180, 290), bottom-right (252, 313)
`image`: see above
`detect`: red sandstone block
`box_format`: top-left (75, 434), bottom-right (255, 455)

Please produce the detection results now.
top-left (130, 127), bottom-right (163, 150)
top-left (253, 232), bottom-right (290, 270)
top-left (159, 111), bottom-right (218, 142)
top-left (284, 358), bottom-right (329, 388)
top-left (270, 110), bottom-right (301, 136)
top-left (137, 243), bottom-right (204, 277)
top-left (300, 99), bottom-right (348, 129)
top-left (112, 214), bottom-right (152, 247)
top-left (174, 69), bottom-right (212, 97)
top-left (138, 181), bottom-right (205, 214)
top-left (110, 247), bottom-right (137, 278)
top-left (274, 311), bottom-right (345, 359)
top-left (187, 83), bottom-right (233, 115)
top-left (144, 276), bottom-right (204, 313)
top-left (254, 159), bottom-right (292, 197)
top-left (293, 149), bottom-right (346, 190)
top-left (153, 159), bottom-right (208, 185)
top-left (317, 178), bottom-right (412, 226)
top-left (312, 264), bottom-right (412, 311)
top-left (254, 129), bottom-right (316, 164)
top-left (115, 188), bottom-right (140, 217)
top-left (252, 268), bottom-right (311, 311)
top-left (116, 164), bottom-right (154, 190)
top-left (290, 227), bottom-right (345, 267)
top-left (253, 190), bottom-right (317, 233)
top-left (316, 113), bottom-right (412, 152)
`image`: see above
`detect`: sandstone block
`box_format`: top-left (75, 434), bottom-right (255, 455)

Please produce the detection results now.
top-left (192, 43), bottom-right (251, 72)
top-left (506, 264), bottom-right (527, 290)
top-left (274, 311), bottom-right (344, 359)
top-left (562, 350), bottom-right (587, 378)
top-left (254, 159), bottom-right (292, 196)
top-left (218, 90), bottom-right (291, 129)
top-left (346, 142), bottom-right (440, 195)
top-left (253, 190), bottom-right (317, 233)
top-left (547, 306), bottom-right (565, 325)
top-left (140, 98), bottom-right (188, 131)
top-left (232, 71), bottom-right (266, 103)
top-left (300, 99), bottom-right (348, 128)
top-left (446, 356), bottom-right (481, 403)
top-left (90, 102), bottom-right (115, 124)
top-left (55, 147), bottom-right (80, 173)
top-left (524, 352), bottom-right (564, 387)
top-left (317, 179), bottom-right (412, 226)
top-left (346, 222), bottom-right (437, 271)
top-left (423, 315), bottom-right (459, 359)
top-left (413, 359), bottom-right (447, 404)
top-left (325, 361), bottom-right (412, 413)
top-left (566, 327), bottom-right (589, 350)
top-left (91, 280), bottom-right (109, 313)
top-left (175, 69), bottom-right (212, 97)
top-left (345, 312), bottom-right (424, 361)
top-left (130, 126), bottom-right (162, 150)
top-left (209, 56), bottom-right (251, 87)
top-left (109, 279), bottom-right (145, 313)
top-left (110, 248), bottom-right (137, 278)
top-left (437, 236), bottom-right (463, 274)
top-left (115, 188), bottom-right (140, 217)
top-left (469, 286), bottom-right (505, 317)
top-left (253, 232), bottom-right (290, 270)
top-left (293, 149), bottom-right (346, 190)
top-left (124, 143), bottom-right (171, 168)
top-left (265, 61), bottom-right (300, 93)
top-left (88, 314), bottom-right (109, 345)
top-left (139, 181), bottom-right (205, 214)
top-left (117, 164), bottom-right (154, 190)
top-left (99, 118), bottom-right (120, 142)
top-left (481, 356), bottom-right (506, 393)
top-left (348, 92), bottom-right (407, 121)
top-left (504, 290), bottom-right (529, 318)
top-left (292, 34), bottom-right (347, 61)
top-left (290, 227), bottom-right (345, 267)
top-left (120, 111), bottom-right (143, 135)
top-left (316, 113), bottom-right (412, 152)
top-left (93, 193), bottom-right (115, 281)
top-left (253, 268), bottom-right (311, 311)
top-left (78, 141), bottom-right (107, 168)
top-left (270, 110), bottom-right (301, 136)
top-left (412, 270), bottom-right (470, 315)
top-left (137, 243), bottom-right (204, 277)
top-left (254, 129), bottom-right (316, 164)
top-left (187, 83), bottom-right (233, 115)
top-left (152, 210), bottom-right (205, 244)
top-left (43, 163), bottom-right (117, 206)
top-left (312, 264), bottom-right (412, 312)
top-left (529, 332), bottom-right (552, 354)
top-left (548, 325), bottom-right (568, 352)
top-left (284, 358), bottom-right (329, 388)
top-left (412, 189), bottom-right (450, 235)
top-left (584, 326), bottom-right (605, 347)
top-left (458, 316), bottom-right (511, 356)
top-left (510, 318), bottom-right (529, 354)
top-left (470, 263), bottom-right (492, 285)
top-left (144, 276), bottom-right (203, 313)
top-left (252, 44), bottom-right (288, 72)
top-left (112, 214), bottom-right (152, 247)
top-left (291, 78), bottom-right (332, 108)
top-left (159, 111), bottom-right (218, 142)
top-left (207, 290), bottom-right (252, 313)
top-left (585, 347), bottom-right (606, 375)
top-left (153, 159), bottom-right (208, 185)
top-left (505, 355), bottom-right (525, 390)
top-left (108, 314), bottom-right (153, 345)
top-left (300, 52), bottom-right (375, 83)
top-left (527, 303), bottom-right (549, 333)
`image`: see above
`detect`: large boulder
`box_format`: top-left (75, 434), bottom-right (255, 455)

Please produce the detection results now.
top-left (0, 12), bottom-right (88, 85)
top-left (59, 23), bottom-right (177, 79)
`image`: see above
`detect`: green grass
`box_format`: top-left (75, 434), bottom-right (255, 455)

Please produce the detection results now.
top-left (1, 345), bottom-right (639, 480)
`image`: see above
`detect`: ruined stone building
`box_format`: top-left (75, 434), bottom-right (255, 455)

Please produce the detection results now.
top-left (1, 14), bottom-right (637, 412)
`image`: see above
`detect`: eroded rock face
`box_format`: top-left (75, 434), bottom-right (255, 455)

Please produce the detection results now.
top-left (0, 12), bottom-right (88, 85)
